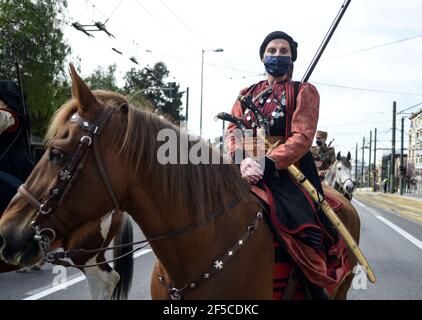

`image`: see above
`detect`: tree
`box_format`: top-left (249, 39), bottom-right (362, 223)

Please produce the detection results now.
top-left (84, 64), bottom-right (122, 93)
top-left (124, 62), bottom-right (185, 123)
top-left (0, 0), bottom-right (71, 136)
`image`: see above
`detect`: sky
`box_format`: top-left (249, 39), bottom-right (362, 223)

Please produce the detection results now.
top-left (63, 0), bottom-right (422, 164)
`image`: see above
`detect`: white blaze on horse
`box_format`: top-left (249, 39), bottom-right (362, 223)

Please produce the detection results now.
top-left (324, 152), bottom-right (356, 201)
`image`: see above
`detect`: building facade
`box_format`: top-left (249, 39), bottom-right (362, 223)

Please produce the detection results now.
top-left (408, 109), bottom-right (422, 193)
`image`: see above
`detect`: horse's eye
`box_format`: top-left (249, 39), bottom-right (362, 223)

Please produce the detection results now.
top-left (49, 148), bottom-right (65, 164)
top-left (338, 167), bottom-right (341, 170)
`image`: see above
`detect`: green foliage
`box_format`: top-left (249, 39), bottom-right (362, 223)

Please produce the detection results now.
top-left (84, 64), bottom-right (122, 93)
top-left (124, 62), bottom-right (185, 123)
top-left (0, 0), bottom-right (71, 136)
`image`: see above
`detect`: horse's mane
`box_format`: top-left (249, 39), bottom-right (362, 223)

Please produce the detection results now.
top-left (46, 90), bottom-right (256, 225)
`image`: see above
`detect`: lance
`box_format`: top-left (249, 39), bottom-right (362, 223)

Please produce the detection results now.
top-left (15, 61), bottom-right (31, 154)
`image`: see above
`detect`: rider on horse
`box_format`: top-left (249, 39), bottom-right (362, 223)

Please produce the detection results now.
top-left (310, 130), bottom-right (336, 181)
top-left (225, 31), bottom-right (349, 299)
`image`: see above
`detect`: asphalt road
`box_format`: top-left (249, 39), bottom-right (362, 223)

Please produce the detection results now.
top-left (0, 199), bottom-right (421, 300)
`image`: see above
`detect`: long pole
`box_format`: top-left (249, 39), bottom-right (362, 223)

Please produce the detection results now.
top-left (15, 61), bottom-right (31, 154)
top-left (200, 50), bottom-right (204, 137)
top-left (355, 143), bottom-right (358, 186)
top-left (400, 117), bottom-right (405, 195)
top-left (373, 128), bottom-right (377, 191)
top-left (391, 101), bottom-right (396, 193)
top-left (301, 0), bottom-right (352, 82)
top-left (361, 136), bottom-right (365, 188)
top-left (368, 131), bottom-right (372, 188)
top-left (185, 87), bottom-right (189, 131)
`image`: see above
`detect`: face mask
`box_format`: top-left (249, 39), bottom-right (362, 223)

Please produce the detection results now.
top-left (316, 140), bottom-right (323, 147)
top-left (263, 55), bottom-right (292, 77)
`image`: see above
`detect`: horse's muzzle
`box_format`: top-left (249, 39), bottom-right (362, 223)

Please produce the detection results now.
top-left (0, 229), bottom-right (41, 266)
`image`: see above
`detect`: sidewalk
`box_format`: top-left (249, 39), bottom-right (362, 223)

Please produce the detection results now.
top-left (354, 189), bottom-right (422, 223)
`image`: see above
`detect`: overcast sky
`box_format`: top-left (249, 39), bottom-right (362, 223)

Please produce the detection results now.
top-left (63, 0), bottom-right (422, 162)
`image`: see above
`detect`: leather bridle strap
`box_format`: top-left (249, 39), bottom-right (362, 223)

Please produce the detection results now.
top-left (47, 197), bottom-right (242, 268)
top-left (17, 108), bottom-right (116, 240)
top-left (18, 184), bottom-right (42, 210)
top-left (93, 138), bottom-right (120, 209)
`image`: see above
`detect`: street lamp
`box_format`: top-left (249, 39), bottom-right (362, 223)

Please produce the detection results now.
top-left (200, 48), bottom-right (224, 137)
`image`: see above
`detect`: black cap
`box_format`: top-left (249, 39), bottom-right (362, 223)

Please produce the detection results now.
top-left (259, 31), bottom-right (298, 62)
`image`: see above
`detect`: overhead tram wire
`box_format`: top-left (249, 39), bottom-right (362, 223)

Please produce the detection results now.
top-left (323, 34), bottom-right (422, 61)
top-left (104, 0), bottom-right (124, 24)
top-left (397, 101), bottom-right (422, 114)
top-left (132, 0), bottom-right (223, 63)
top-left (313, 82), bottom-right (422, 96)
top-left (84, 0), bottom-right (150, 60)
top-left (158, 0), bottom-right (244, 79)
top-left (295, 34), bottom-right (422, 69)
top-left (72, 1), bottom-right (258, 78)
top-left (67, 7), bottom-right (126, 58)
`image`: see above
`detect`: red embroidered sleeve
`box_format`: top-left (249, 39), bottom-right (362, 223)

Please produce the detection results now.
top-left (224, 98), bottom-right (244, 157)
top-left (266, 83), bottom-right (320, 169)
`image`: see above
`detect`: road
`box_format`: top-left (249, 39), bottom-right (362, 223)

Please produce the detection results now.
top-left (0, 199), bottom-right (421, 300)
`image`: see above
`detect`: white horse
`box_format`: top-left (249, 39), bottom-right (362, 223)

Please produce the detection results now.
top-left (324, 152), bottom-right (355, 200)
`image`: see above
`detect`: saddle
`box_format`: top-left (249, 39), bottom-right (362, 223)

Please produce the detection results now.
top-left (250, 184), bottom-right (344, 214)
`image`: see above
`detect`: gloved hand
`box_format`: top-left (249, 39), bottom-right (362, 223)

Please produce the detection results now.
top-left (240, 157), bottom-right (263, 184)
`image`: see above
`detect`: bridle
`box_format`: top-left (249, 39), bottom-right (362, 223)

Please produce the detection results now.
top-left (333, 160), bottom-right (354, 200)
top-left (16, 106), bottom-right (263, 300)
top-left (18, 107), bottom-right (117, 257)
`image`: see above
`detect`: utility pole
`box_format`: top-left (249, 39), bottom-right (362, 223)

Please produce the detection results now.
top-left (400, 117), bottom-right (405, 195)
top-left (373, 128), bottom-right (377, 191)
top-left (361, 136), bottom-right (365, 188)
top-left (391, 101), bottom-right (396, 193)
top-left (185, 87), bottom-right (189, 131)
top-left (368, 130), bottom-right (372, 188)
top-left (355, 143), bottom-right (358, 186)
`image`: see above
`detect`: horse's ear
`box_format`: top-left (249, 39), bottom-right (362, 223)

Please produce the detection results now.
top-left (337, 151), bottom-right (341, 160)
top-left (119, 102), bottom-right (129, 114)
top-left (347, 151), bottom-right (351, 161)
top-left (69, 63), bottom-right (99, 113)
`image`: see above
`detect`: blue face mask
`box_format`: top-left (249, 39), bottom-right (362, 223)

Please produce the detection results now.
top-left (316, 140), bottom-right (323, 147)
top-left (263, 55), bottom-right (292, 77)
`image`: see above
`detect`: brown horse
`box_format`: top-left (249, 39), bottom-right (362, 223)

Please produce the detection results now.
top-left (0, 65), bottom-right (359, 299)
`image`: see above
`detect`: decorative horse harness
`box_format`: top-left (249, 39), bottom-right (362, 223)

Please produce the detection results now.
top-left (17, 107), bottom-right (264, 300)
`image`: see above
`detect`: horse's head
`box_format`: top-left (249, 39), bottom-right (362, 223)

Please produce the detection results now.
top-left (0, 64), bottom-right (131, 267)
top-left (334, 151), bottom-right (355, 195)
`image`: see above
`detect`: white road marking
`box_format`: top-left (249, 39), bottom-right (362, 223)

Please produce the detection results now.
top-left (23, 249), bottom-right (153, 300)
top-left (354, 199), bottom-right (422, 250)
top-left (375, 216), bottom-right (422, 250)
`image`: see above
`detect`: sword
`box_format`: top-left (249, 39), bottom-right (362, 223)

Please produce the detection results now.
top-left (215, 112), bottom-right (248, 133)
